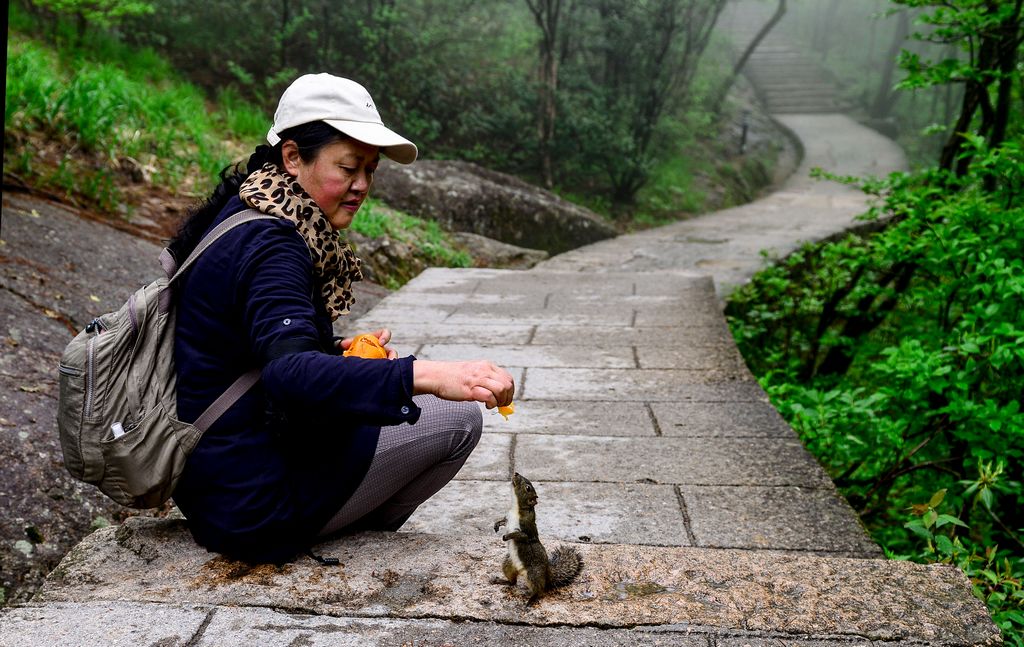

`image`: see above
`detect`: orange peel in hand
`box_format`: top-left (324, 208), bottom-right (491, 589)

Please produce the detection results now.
top-left (498, 403), bottom-right (515, 420)
top-left (342, 334), bottom-right (389, 359)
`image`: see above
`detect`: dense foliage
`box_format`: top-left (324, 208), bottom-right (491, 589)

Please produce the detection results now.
top-left (728, 0), bottom-right (1024, 640)
top-left (3, 6), bottom-right (473, 286)
top-left (12, 0), bottom-right (738, 210)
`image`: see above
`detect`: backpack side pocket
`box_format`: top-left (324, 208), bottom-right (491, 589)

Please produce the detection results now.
top-left (99, 404), bottom-right (196, 508)
top-left (57, 363), bottom-right (86, 479)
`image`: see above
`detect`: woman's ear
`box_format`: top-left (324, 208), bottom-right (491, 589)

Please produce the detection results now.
top-left (281, 140), bottom-right (302, 176)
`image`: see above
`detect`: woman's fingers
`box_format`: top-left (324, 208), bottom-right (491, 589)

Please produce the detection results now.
top-left (412, 360), bottom-right (515, 404)
top-left (373, 328), bottom-right (392, 345)
top-left (470, 385), bottom-right (498, 409)
top-left (474, 367), bottom-right (515, 408)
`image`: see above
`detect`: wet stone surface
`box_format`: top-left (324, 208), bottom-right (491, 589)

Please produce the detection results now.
top-left (404, 479), bottom-right (689, 546)
top-left (650, 401), bottom-right (796, 438)
top-left (513, 435), bottom-right (833, 487)
top-left (680, 485), bottom-right (882, 557)
top-left (478, 400), bottom-right (657, 437)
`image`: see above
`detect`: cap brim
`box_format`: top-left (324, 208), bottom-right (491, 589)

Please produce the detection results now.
top-left (323, 119), bottom-right (418, 164)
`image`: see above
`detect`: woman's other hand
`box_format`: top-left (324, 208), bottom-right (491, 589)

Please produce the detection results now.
top-left (336, 328), bottom-right (398, 359)
top-left (412, 360), bottom-right (515, 409)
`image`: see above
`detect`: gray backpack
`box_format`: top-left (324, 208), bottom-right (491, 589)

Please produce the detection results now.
top-left (57, 209), bottom-right (274, 508)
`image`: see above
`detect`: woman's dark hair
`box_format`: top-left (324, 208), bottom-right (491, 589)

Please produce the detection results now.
top-left (168, 121), bottom-right (349, 262)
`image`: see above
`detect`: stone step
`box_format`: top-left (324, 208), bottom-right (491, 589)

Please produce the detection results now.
top-left (0, 517), bottom-right (999, 646)
top-left (762, 90), bottom-right (840, 100)
top-left (747, 68), bottom-right (827, 77)
top-left (767, 97), bottom-right (847, 107)
top-left (746, 67), bottom-right (830, 77)
top-left (769, 105), bottom-right (849, 114)
top-left (760, 86), bottom-right (838, 95)
top-left (767, 99), bottom-right (846, 107)
top-left (763, 91), bottom-right (844, 101)
top-left (746, 66), bottom-right (830, 76)
top-left (748, 52), bottom-right (820, 60)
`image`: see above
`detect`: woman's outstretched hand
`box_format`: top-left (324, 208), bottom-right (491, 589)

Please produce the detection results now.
top-left (413, 360), bottom-right (515, 409)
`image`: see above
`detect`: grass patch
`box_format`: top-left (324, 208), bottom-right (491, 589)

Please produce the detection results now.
top-left (5, 25), bottom-right (265, 208)
top-left (350, 199), bottom-right (472, 289)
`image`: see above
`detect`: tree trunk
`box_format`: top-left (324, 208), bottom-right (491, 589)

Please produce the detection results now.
top-left (985, 0), bottom-right (1023, 153)
top-left (820, 0), bottom-right (842, 61)
top-left (981, 0), bottom-right (1023, 189)
top-left (815, 262), bottom-right (917, 378)
top-left (709, 0), bottom-right (786, 113)
top-left (938, 0), bottom-right (1023, 178)
top-left (526, 0), bottom-right (563, 189)
top-left (870, 8), bottom-right (910, 119)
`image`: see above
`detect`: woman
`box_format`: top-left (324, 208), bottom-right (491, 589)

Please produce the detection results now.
top-left (169, 73), bottom-right (514, 563)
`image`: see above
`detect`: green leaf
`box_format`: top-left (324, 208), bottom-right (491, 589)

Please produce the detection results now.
top-left (934, 534), bottom-right (954, 556)
top-left (929, 489), bottom-right (947, 508)
top-left (935, 514), bottom-right (968, 529)
top-left (905, 521), bottom-right (933, 540)
top-left (979, 488), bottom-right (994, 510)
top-left (1001, 610), bottom-right (1024, 626)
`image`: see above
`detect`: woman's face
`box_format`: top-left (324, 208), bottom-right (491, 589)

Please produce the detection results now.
top-left (282, 138), bottom-right (380, 230)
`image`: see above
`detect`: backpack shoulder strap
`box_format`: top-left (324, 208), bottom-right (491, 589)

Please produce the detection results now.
top-left (160, 208), bottom-right (278, 282)
top-left (159, 208), bottom-right (277, 430)
top-left (193, 368), bottom-right (262, 432)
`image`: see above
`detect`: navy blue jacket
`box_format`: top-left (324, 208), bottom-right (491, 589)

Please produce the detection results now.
top-left (172, 196), bottom-right (421, 563)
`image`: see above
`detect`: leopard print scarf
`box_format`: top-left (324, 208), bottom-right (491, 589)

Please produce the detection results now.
top-left (238, 162), bottom-right (363, 320)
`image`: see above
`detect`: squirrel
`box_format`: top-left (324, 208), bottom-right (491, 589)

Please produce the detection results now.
top-left (493, 472), bottom-right (583, 605)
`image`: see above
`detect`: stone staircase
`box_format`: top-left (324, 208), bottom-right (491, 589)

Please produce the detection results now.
top-left (720, 1), bottom-right (851, 114)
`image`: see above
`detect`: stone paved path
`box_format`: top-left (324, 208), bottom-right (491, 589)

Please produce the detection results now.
top-left (338, 112), bottom-right (906, 558)
top-left (537, 114), bottom-right (906, 294)
top-left (349, 267), bottom-right (879, 557)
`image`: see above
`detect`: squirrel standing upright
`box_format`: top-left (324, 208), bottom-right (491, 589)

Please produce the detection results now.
top-left (493, 472), bottom-right (583, 605)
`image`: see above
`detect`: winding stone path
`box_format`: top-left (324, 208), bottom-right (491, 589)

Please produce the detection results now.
top-left (537, 114), bottom-right (905, 295)
top-left (0, 16), bottom-right (1000, 647)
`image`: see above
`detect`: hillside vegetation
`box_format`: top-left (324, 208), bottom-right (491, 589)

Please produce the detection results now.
top-left (4, 5), bottom-right (473, 285)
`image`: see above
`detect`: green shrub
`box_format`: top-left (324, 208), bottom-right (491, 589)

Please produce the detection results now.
top-left (727, 140), bottom-right (1024, 640)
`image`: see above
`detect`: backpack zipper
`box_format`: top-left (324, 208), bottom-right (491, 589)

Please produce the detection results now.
top-left (84, 336), bottom-right (96, 417)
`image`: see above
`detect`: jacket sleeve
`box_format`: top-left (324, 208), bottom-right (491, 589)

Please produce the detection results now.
top-left (235, 220), bottom-right (420, 427)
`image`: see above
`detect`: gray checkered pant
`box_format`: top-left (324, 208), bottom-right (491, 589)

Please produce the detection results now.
top-left (318, 395), bottom-right (482, 536)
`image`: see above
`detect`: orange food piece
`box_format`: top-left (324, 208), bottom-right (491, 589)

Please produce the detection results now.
top-left (498, 403), bottom-right (515, 420)
top-left (342, 334), bottom-right (389, 359)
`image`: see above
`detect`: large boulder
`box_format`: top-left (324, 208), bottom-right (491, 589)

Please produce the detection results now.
top-left (372, 160), bottom-right (617, 255)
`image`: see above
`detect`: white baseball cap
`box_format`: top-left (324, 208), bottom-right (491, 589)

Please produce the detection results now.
top-left (267, 73), bottom-right (418, 164)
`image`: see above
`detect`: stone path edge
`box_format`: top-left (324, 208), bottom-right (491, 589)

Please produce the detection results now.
top-left (29, 518), bottom-right (999, 645)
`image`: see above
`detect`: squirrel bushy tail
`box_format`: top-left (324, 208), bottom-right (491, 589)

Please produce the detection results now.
top-left (548, 545), bottom-right (584, 588)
